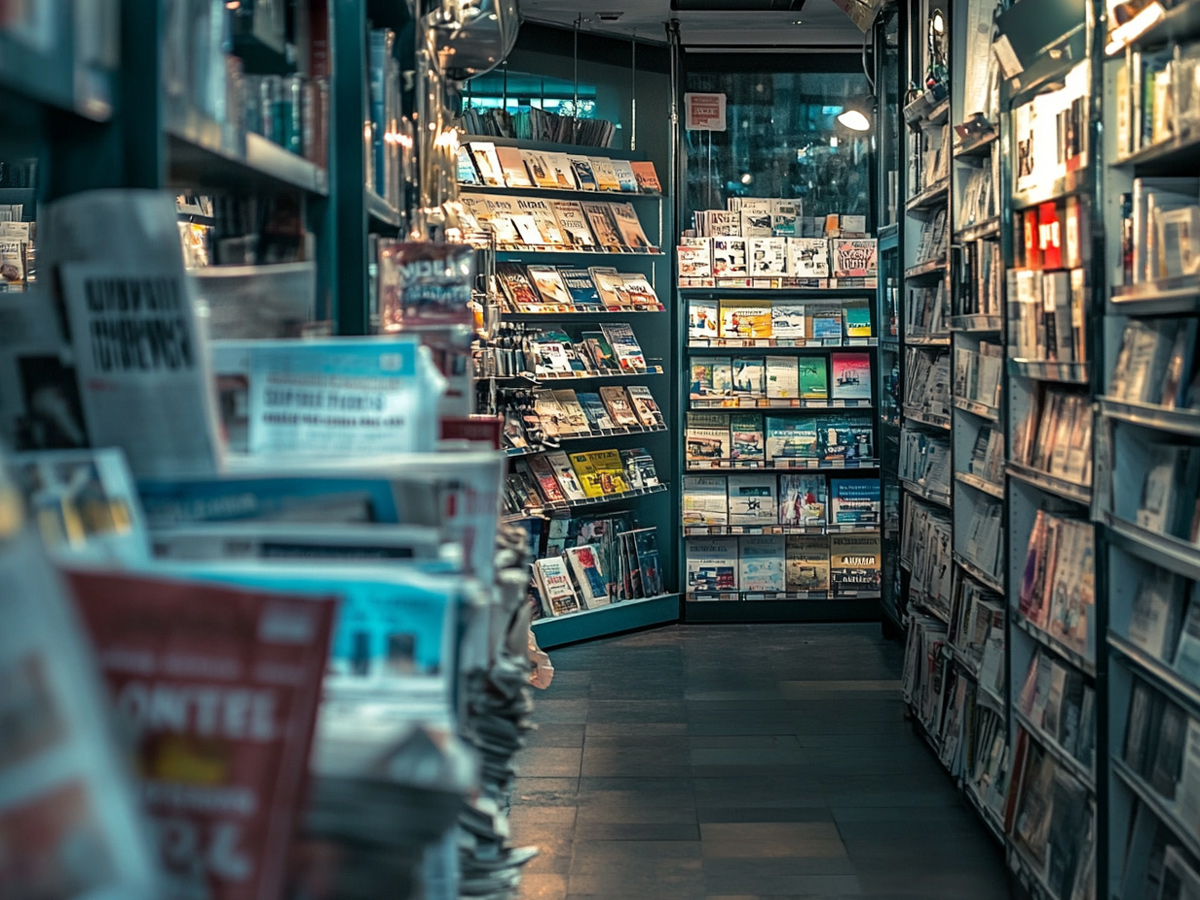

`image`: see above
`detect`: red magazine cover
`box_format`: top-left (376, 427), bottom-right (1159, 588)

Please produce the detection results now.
top-left (1037, 201), bottom-right (1063, 270)
top-left (65, 569), bottom-right (338, 900)
top-left (1022, 209), bottom-right (1041, 270)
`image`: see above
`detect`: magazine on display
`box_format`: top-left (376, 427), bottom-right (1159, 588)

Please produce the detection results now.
top-left (786, 534), bottom-right (831, 592)
top-left (686, 536), bottom-right (738, 593)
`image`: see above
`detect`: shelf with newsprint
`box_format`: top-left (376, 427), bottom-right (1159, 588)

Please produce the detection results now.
top-left (474, 136), bottom-right (677, 647)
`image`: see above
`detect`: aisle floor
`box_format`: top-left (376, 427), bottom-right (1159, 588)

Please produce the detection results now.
top-left (512, 623), bottom-right (1008, 900)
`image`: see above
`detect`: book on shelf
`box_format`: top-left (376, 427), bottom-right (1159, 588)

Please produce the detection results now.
top-left (522, 150), bottom-right (560, 188)
top-left (830, 531), bottom-right (882, 595)
top-left (953, 343), bottom-right (1003, 409)
top-left (730, 412), bottom-right (765, 460)
top-left (1127, 444), bottom-right (1200, 540)
top-left (810, 306), bottom-right (843, 342)
top-left (568, 448), bottom-right (631, 497)
top-left (550, 389), bottom-right (591, 435)
top-left (686, 412), bottom-right (731, 461)
top-left (534, 556), bottom-right (584, 616)
top-left (829, 477), bottom-right (881, 526)
top-left (578, 391), bottom-right (615, 431)
top-left (457, 145), bottom-right (482, 184)
top-left (786, 534), bottom-right (831, 592)
top-left (899, 429), bottom-right (951, 495)
top-left (738, 534), bottom-right (786, 592)
top-left (564, 544), bottom-right (611, 608)
top-left (688, 299), bottom-right (720, 341)
top-left (526, 454), bottom-right (569, 504)
top-left (583, 155), bottom-right (620, 192)
top-left (771, 301), bottom-right (807, 339)
top-left (586, 268), bottom-right (622, 308)
top-left (732, 357), bottom-right (765, 396)
top-left (1127, 569), bottom-right (1186, 661)
top-left (779, 473), bottom-right (827, 525)
top-left (831, 352), bottom-right (872, 401)
top-left (682, 475), bottom-right (729, 526)
top-left (798, 356), bottom-right (829, 400)
top-left (765, 356), bottom-right (798, 399)
top-left (686, 536), bottom-right (739, 592)
top-left (1110, 318), bottom-right (1198, 408)
top-left (960, 498), bottom-right (1004, 585)
top-left (1013, 388), bottom-right (1093, 486)
top-left (844, 305), bottom-right (872, 339)
top-left (578, 330), bottom-right (622, 373)
top-left (765, 417), bottom-right (819, 460)
top-left (1130, 177), bottom-right (1200, 285)
top-left (526, 264), bottom-right (575, 307)
top-left (727, 474), bottom-right (778, 525)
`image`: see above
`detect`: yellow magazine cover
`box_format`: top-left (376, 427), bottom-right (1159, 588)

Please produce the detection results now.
top-left (718, 300), bottom-right (773, 339)
top-left (569, 449), bottom-right (630, 497)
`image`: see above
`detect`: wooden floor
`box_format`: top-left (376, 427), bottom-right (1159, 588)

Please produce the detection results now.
top-left (512, 622), bottom-right (1009, 900)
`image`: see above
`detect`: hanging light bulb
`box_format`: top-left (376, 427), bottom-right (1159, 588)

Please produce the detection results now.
top-left (837, 108), bottom-right (872, 132)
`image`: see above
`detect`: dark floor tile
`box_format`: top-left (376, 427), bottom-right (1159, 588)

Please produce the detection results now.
top-left (703, 857), bottom-right (858, 878)
top-left (570, 840), bottom-right (703, 863)
top-left (578, 776), bottom-right (695, 793)
top-left (520, 874), bottom-right (568, 900)
top-left (527, 724), bottom-right (587, 748)
top-left (515, 747), bottom-right (584, 778)
top-left (697, 807), bottom-right (835, 824)
top-left (700, 822), bottom-right (841, 842)
top-left (586, 722), bottom-right (688, 737)
top-left (701, 873), bottom-right (863, 896)
top-left (582, 747), bottom-right (689, 777)
top-left (535, 700), bottom-right (591, 725)
top-left (574, 821), bottom-right (700, 841)
top-left (574, 805), bottom-right (698, 826)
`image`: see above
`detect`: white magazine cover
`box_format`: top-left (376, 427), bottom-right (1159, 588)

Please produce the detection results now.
top-left (43, 190), bottom-right (224, 478)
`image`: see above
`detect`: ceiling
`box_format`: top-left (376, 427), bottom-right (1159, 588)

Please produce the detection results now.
top-left (519, 0), bottom-right (867, 47)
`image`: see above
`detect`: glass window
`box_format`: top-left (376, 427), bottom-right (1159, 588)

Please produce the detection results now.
top-left (462, 69), bottom-right (600, 120)
top-left (683, 57), bottom-right (873, 227)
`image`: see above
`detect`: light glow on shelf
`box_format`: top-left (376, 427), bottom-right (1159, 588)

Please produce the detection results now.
top-left (1105, 2), bottom-right (1166, 55)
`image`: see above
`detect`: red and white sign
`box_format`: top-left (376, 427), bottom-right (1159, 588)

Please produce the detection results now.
top-left (67, 569), bottom-right (337, 900)
top-left (685, 92), bottom-right (727, 132)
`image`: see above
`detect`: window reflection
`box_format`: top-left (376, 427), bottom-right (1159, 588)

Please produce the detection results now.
top-left (683, 63), bottom-right (873, 226)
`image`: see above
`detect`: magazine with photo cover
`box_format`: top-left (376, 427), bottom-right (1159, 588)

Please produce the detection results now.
top-left (495, 145), bottom-right (534, 188)
top-left (830, 531), bottom-right (883, 593)
top-left (565, 544), bottom-right (610, 607)
top-left (625, 385), bottom-right (665, 428)
top-left (679, 238), bottom-right (713, 281)
top-left (611, 159), bottom-right (640, 192)
top-left (545, 152), bottom-right (579, 189)
top-left (712, 237), bottom-right (748, 277)
top-left (589, 267), bottom-right (625, 308)
top-left (780, 473), bottom-right (827, 525)
top-left (833, 238), bottom-right (879, 279)
top-left (547, 450), bottom-right (589, 501)
top-left (569, 448), bottom-right (630, 497)
top-left (526, 265), bottom-right (575, 307)
top-left (730, 412), bottom-right (765, 460)
top-left (517, 197), bottom-right (568, 246)
top-left (728, 475), bottom-right (778, 525)
top-left (588, 156), bottom-right (623, 192)
top-left (9, 448), bottom-right (148, 564)
top-left (786, 534), bottom-right (831, 592)
top-left (456, 146), bottom-right (481, 184)
top-left (527, 454), bottom-right (569, 504)
top-left (550, 200), bottom-right (597, 248)
top-left (686, 412), bottom-right (730, 461)
top-left (766, 355), bottom-right (799, 399)
top-left (534, 556), bottom-right (583, 615)
top-left (579, 331), bottom-right (622, 374)
top-left (631, 161), bottom-right (662, 192)
top-left (42, 191), bottom-right (223, 478)
top-left (66, 566), bottom-right (336, 900)
top-left (577, 392), bottom-right (614, 430)
top-left (798, 356), bottom-right (829, 400)
top-left (581, 203), bottom-right (625, 252)
top-left (787, 238), bottom-right (831, 278)
top-left (771, 302), bottom-right (807, 339)
top-left (600, 323), bottom-right (648, 372)
top-left (749, 237), bottom-right (788, 276)
top-left (832, 352), bottom-right (873, 401)
top-left (719, 300), bottom-right (772, 339)
top-left (567, 156), bottom-right (599, 191)
top-left (609, 202), bottom-right (654, 251)
top-left (482, 197), bottom-right (523, 245)
top-left (599, 386), bottom-right (640, 427)
top-left (521, 150), bottom-right (559, 188)
top-left (550, 389), bottom-right (592, 435)
top-left (559, 267), bottom-right (604, 308)
top-left (739, 534), bottom-right (786, 592)
top-left (467, 141), bottom-right (504, 186)
top-left (618, 273), bottom-right (663, 310)
top-left (686, 536), bottom-right (738, 591)
top-left (689, 299), bottom-right (719, 341)
top-left (620, 448), bottom-right (661, 490)
top-left (633, 528), bottom-right (664, 596)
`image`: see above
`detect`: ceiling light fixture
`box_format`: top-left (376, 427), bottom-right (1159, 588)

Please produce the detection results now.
top-left (836, 105), bottom-right (872, 132)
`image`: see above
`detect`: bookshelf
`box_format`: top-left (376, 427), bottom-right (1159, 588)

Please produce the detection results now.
top-left (678, 283), bottom-right (883, 623)
top-left (1101, 1), bottom-right (1200, 895)
top-left (461, 137), bottom-right (679, 648)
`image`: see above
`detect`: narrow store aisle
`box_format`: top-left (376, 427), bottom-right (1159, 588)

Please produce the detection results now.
top-left (513, 623), bottom-right (1007, 900)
